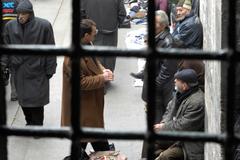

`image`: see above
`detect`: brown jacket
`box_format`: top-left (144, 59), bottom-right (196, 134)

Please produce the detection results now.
top-left (178, 60), bottom-right (205, 91)
top-left (61, 57), bottom-right (105, 128)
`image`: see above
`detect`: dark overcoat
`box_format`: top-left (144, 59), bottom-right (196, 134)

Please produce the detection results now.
top-left (81, 0), bottom-right (126, 71)
top-left (81, 0), bottom-right (126, 46)
top-left (3, 13), bottom-right (57, 107)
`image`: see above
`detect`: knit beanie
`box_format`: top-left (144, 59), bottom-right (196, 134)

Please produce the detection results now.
top-left (177, 0), bottom-right (192, 10)
top-left (16, 0), bottom-right (33, 13)
top-left (174, 69), bottom-right (198, 87)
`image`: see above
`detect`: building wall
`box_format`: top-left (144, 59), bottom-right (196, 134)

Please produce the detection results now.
top-left (200, 0), bottom-right (223, 159)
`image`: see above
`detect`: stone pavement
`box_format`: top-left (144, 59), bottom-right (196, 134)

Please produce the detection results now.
top-left (5, 0), bottom-right (147, 159)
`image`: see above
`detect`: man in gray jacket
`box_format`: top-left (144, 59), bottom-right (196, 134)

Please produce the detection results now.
top-left (2, 0), bottom-right (57, 126)
top-left (154, 69), bottom-right (205, 160)
top-left (81, 0), bottom-right (126, 72)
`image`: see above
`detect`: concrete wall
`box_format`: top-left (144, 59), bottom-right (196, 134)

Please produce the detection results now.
top-left (200, 0), bottom-right (223, 160)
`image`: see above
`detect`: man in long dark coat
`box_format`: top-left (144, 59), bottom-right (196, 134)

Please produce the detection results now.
top-left (81, 0), bottom-right (126, 72)
top-left (2, 0), bottom-right (57, 126)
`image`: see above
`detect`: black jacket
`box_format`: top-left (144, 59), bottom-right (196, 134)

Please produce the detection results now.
top-left (3, 0), bottom-right (57, 107)
top-left (142, 29), bottom-right (178, 122)
top-left (172, 12), bottom-right (203, 49)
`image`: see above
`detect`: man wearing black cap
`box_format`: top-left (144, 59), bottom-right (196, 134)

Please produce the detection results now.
top-left (154, 69), bottom-right (205, 160)
top-left (2, 0), bottom-right (57, 126)
top-left (172, 0), bottom-right (203, 49)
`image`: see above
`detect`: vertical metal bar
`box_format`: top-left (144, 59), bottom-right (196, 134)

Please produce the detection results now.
top-left (0, 78), bottom-right (7, 160)
top-left (225, 0), bottom-right (237, 159)
top-left (146, 0), bottom-right (156, 159)
top-left (70, 0), bottom-right (81, 159)
top-left (0, 1), bottom-right (8, 160)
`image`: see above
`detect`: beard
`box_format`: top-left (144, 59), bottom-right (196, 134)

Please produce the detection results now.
top-left (175, 15), bottom-right (186, 22)
top-left (18, 17), bottom-right (26, 24)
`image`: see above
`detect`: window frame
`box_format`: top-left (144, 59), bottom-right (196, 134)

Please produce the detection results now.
top-left (0, 0), bottom-right (239, 160)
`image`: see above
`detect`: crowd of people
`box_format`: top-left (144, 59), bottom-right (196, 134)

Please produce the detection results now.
top-left (0, 0), bottom-right (239, 160)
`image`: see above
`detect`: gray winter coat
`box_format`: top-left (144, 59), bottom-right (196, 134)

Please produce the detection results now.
top-left (161, 88), bottom-right (205, 160)
top-left (172, 12), bottom-right (203, 49)
top-left (81, 0), bottom-right (126, 46)
top-left (3, 2), bottom-right (56, 107)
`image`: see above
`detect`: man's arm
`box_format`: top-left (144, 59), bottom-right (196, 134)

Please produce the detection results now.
top-left (161, 100), bottom-right (205, 132)
top-left (44, 22), bottom-right (55, 45)
top-left (118, 0), bottom-right (127, 24)
top-left (155, 59), bottom-right (178, 89)
top-left (44, 22), bottom-right (57, 78)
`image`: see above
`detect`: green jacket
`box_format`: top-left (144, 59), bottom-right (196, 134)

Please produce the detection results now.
top-left (161, 88), bottom-right (205, 160)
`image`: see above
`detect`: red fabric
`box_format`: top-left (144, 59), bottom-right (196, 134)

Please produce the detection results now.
top-left (155, 0), bottom-right (168, 12)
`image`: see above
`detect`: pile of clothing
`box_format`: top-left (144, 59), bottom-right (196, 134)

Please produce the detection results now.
top-left (126, 0), bottom-right (148, 25)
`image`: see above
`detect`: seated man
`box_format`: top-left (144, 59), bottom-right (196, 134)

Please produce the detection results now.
top-left (154, 69), bottom-right (205, 160)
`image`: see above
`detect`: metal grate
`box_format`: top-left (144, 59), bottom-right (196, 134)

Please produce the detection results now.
top-left (0, 0), bottom-right (240, 160)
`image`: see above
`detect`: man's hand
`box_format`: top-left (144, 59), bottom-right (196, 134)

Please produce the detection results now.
top-left (103, 69), bottom-right (114, 81)
top-left (1, 66), bottom-right (9, 86)
top-left (154, 123), bottom-right (165, 132)
top-left (46, 74), bottom-right (53, 79)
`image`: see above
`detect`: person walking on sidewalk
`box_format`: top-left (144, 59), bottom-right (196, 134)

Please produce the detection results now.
top-left (2, 0), bottom-right (57, 126)
top-left (81, 0), bottom-right (126, 73)
top-left (61, 19), bottom-right (114, 156)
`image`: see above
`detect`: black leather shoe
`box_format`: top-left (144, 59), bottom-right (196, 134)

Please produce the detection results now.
top-left (130, 71), bottom-right (144, 79)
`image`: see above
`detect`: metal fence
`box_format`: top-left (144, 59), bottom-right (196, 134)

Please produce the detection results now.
top-left (0, 0), bottom-right (239, 160)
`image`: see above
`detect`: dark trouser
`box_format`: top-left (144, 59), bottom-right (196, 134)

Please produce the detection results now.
top-left (21, 106), bottom-right (44, 126)
top-left (155, 146), bottom-right (184, 160)
top-left (141, 139), bottom-right (175, 158)
top-left (10, 73), bottom-right (17, 99)
top-left (94, 32), bottom-right (118, 72)
top-left (98, 57), bottom-right (116, 73)
top-left (81, 140), bottom-right (110, 151)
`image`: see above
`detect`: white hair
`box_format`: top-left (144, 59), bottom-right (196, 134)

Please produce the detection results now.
top-left (155, 10), bottom-right (169, 27)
